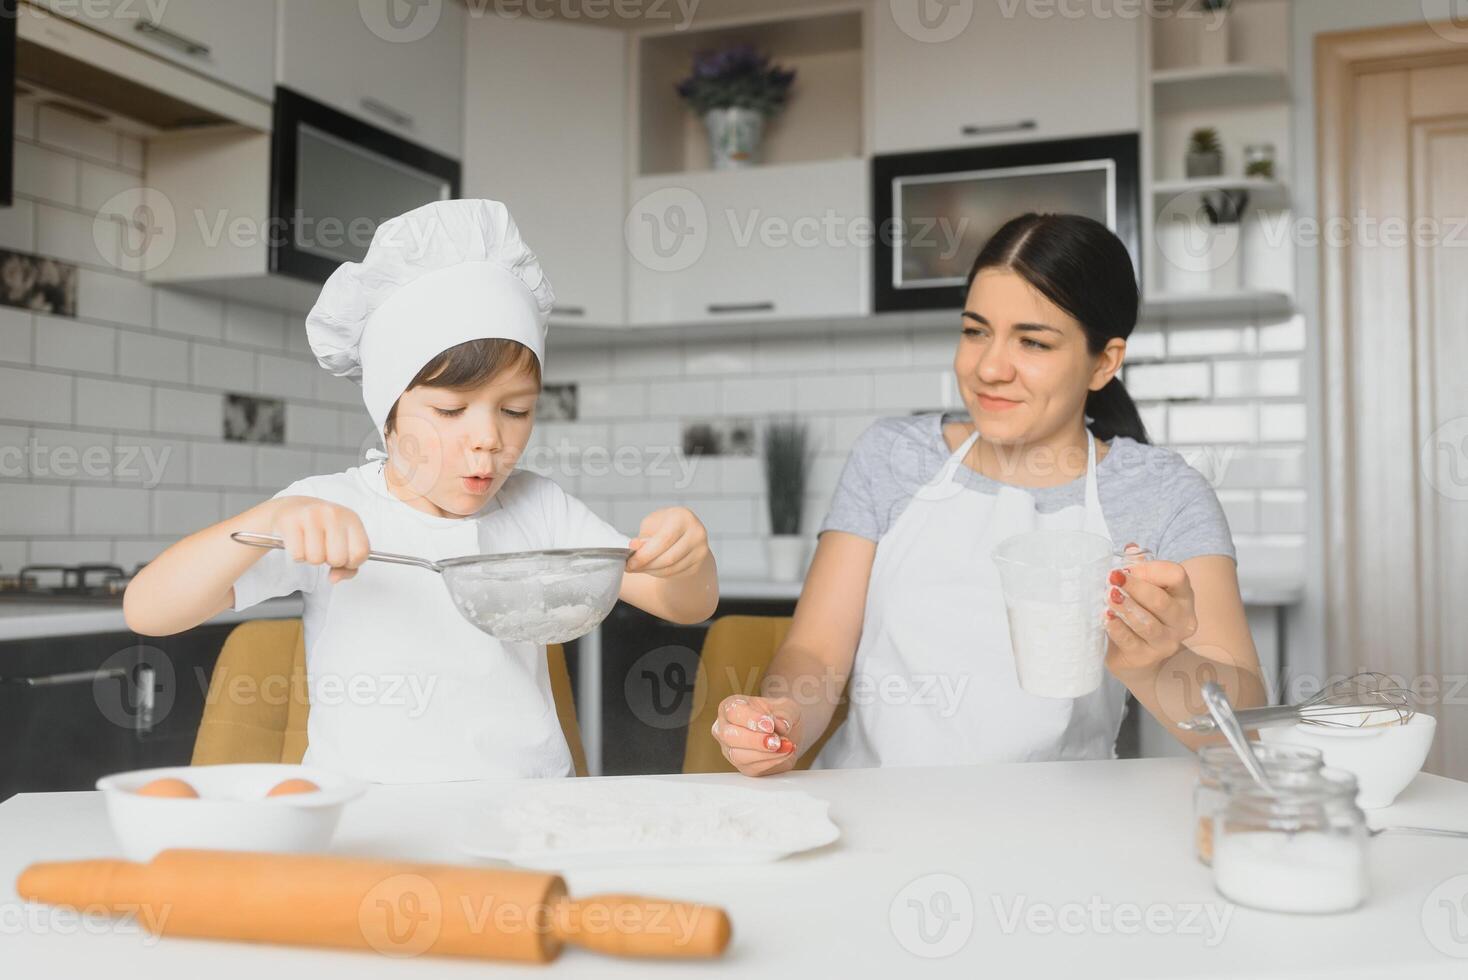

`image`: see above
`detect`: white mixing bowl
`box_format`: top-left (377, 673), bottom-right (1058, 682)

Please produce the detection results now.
top-left (1259, 712), bottom-right (1436, 809)
top-left (97, 763), bottom-right (366, 861)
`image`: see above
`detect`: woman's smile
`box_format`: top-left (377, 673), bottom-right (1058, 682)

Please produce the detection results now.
top-left (977, 393), bottom-right (1023, 412)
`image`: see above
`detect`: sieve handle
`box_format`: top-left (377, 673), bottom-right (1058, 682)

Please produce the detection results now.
top-left (229, 532), bottom-right (442, 573)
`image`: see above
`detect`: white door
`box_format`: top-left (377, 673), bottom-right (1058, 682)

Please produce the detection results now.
top-left (871, 2), bottom-right (1141, 154)
top-left (277, 0), bottom-right (464, 157)
top-left (627, 159), bottom-right (869, 326)
top-left (1319, 29), bottom-right (1468, 779)
top-left (463, 15), bottom-right (627, 327)
top-left (33, 0), bottom-right (275, 100)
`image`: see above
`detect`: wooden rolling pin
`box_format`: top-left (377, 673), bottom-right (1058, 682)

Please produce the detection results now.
top-left (17, 849), bottom-right (730, 963)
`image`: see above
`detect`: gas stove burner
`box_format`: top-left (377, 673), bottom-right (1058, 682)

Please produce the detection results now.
top-left (0, 563), bottom-right (145, 602)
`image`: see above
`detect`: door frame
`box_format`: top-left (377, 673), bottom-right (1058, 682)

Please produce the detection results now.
top-left (1314, 19), bottom-right (1468, 685)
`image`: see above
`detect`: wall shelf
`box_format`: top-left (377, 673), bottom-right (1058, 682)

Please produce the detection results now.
top-left (1142, 289), bottom-right (1293, 321)
top-left (1152, 65), bottom-right (1289, 111)
top-left (1152, 177), bottom-right (1290, 208)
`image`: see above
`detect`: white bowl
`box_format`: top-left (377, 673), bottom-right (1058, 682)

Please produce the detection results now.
top-left (1259, 712), bottom-right (1436, 809)
top-left (96, 763), bottom-right (366, 861)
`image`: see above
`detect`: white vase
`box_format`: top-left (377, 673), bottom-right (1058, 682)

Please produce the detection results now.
top-left (765, 535), bottom-right (809, 583)
top-left (1193, 7), bottom-right (1232, 67)
top-left (1209, 223), bottom-right (1244, 292)
top-left (703, 107), bottom-right (765, 170)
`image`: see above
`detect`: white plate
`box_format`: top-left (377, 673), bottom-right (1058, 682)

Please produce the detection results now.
top-left (457, 779), bottom-right (840, 869)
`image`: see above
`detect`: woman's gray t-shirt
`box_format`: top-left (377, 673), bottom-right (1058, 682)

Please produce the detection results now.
top-left (819, 412), bottom-right (1236, 564)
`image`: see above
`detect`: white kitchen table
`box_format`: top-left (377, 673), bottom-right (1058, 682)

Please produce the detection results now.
top-left (2, 759), bottom-right (1465, 977)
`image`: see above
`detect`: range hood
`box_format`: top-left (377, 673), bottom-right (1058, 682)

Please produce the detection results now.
top-left (12, 1), bottom-right (269, 133)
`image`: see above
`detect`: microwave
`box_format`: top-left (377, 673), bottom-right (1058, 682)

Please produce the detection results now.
top-left (270, 87), bottom-right (461, 283)
top-left (872, 133), bottom-right (1140, 313)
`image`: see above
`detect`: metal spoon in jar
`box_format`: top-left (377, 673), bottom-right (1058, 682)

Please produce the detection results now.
top-left (1200, 681), bottom-right (1274, 793)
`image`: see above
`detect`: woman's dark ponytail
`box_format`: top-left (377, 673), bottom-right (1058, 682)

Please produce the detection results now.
top-left (965, 213), bottom-right (1150, 445)
top-left (1085, 377), bottom-right (1149, 444)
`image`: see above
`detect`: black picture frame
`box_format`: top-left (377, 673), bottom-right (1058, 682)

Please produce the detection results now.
top-left (269, 86), bottom-right (461, 284)
top-left (872, 132), bottom-right (1142, 313)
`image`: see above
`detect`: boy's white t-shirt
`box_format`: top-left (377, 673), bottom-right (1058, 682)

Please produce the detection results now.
top-left (232, 460), bottom-right (629, 783)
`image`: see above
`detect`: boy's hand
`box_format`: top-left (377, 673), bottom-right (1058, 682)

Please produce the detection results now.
top-left (626, 506), bottom-right (709, 578)
top-left (269, 496), bottom-right (371, 584)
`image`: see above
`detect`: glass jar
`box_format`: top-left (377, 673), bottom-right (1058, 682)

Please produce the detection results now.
top-left (1193, 743), bottom-right (1322, 865)
top-left (1244, 143), bottom-right (1277, 180)
top-left (1212, 768), bottom-right (1369, 914)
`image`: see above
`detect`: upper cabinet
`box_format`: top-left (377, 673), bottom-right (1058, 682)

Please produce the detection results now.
top-left (463, 14), bottom-right (628, 327)
top-left (871, 2), bottom-right (1142, 153)
top-left (628, 159), bottom-right (869, 326)
top-left (277, 0), bottom-right (464, 157)
top-left (30, 0), bottom-right (275, 101)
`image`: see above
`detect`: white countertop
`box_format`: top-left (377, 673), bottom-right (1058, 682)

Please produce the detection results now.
top-left (0, 576), bottom-right (1303, 644)
top-left (2, 759), bottom-right (1465, 977)
top-left (0, 596), bottom-right (304, 643)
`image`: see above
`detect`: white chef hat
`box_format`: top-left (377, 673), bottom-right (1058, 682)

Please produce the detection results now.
top-left (305, 199), bottom-right (554, 438)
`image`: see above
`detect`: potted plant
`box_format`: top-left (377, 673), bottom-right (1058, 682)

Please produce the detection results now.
top-left (762, 418), bottom-right (815, 582)
top-left (1200, 189), bottom-right (1250, 291)
top-left (1194, 0), bottom-right (1232, 67)
top-left (676, 44), bottom-right (796, 170)
top-left (1186, 127), bottom-right (1224, 179)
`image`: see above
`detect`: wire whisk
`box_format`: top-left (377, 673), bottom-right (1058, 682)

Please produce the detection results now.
top-left (1177, 672), bottom-right (1416, 733)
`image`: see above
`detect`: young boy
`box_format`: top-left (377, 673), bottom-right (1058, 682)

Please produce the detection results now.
top-left (124, 200), bottom-right (718, 782)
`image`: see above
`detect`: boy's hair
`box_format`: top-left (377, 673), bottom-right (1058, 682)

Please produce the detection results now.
top-left (384, 339), bottom-right (541, 436)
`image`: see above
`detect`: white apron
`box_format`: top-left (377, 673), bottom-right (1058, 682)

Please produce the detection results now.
top-left (814, 426), bottom-right (1129, 768)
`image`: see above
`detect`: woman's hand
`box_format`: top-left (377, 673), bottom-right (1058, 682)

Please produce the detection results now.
top-left (1104, 548), bottom-right (1199, 673)
top-left (626, 506), bottom-right (710, 578)
top-left (269, 496), bottom-right (371, 584)
top-left (712, 695), bottom-right (800, 776)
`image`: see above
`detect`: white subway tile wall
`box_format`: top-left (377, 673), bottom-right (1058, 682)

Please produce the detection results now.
top-left (0, 100), bottom-right (376, 572)
top-left (545, 313), bottom-right (1309, 581)
top-left (0, 98), bottom-right (1309, 589)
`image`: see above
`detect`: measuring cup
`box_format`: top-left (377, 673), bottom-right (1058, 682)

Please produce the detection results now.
top-left (991, 529), bottom-right (1150, 699)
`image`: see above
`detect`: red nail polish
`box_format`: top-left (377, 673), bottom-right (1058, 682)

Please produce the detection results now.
top-left (779, 738), bottom-right (795, 754)
top-left (1110, 587), bottom-right (1123, 604)
top-left (1106, 609), bottom-right (1117, 619)
top-left (1109, 570), bottom-right (1126, 586)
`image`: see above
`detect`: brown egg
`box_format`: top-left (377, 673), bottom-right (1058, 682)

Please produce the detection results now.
top-left (266, 778), bottom-right (320, 797)
top-left (136, 777), bottom-right (198, 799)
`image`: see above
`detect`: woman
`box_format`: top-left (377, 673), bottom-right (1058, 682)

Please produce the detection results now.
top-left (714, 213), bottom-right (1265, 774)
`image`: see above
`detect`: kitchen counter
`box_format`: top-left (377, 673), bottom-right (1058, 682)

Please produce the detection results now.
top-left (2, 759), bottom-right (1465, 976)
top-left (0, 597), bottom-right (305, 643)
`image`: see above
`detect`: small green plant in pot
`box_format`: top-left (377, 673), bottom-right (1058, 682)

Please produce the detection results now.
top-left (763, 418), bottom-right (815, 582)
top-left (677, 44), bottom-right (796, 170)
top-left (1186, 128), bottom-right (1224, 179)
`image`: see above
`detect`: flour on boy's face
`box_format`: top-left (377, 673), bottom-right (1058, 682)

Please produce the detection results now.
top-left (384, 362), bottom-right (541, 519)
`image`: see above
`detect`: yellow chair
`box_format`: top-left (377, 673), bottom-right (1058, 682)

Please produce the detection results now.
top-left (682, 616), bottom-right (850, 774)
top-left (192, 619), bottom-right (589, 777)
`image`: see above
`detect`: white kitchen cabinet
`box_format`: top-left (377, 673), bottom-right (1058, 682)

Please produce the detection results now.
top-left (871, 3), bottom-right (1141, 153)
top-left (628, 159), bottom-right (869, 326)
top-left (463, 15), bottom-right (627, 327)
top-left (276, 0), bottom-right (464, 157)
top-left (30, 0), bottom-right (275, 101)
